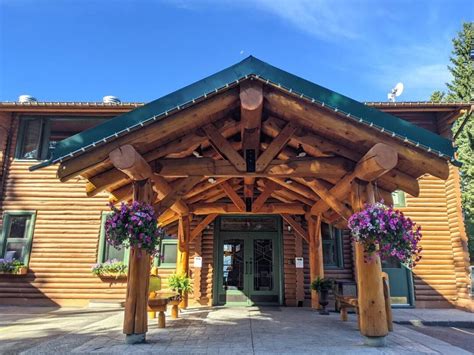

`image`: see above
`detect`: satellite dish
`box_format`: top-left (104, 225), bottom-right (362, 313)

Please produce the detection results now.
top-left (387, 82), bottom-right (404, 102)
top-left (394, 83), bottom-right (404, 96)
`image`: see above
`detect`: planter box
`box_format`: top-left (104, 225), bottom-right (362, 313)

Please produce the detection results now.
top-left (0, 266), bottom-right (28, 275)
top-left (96, 272), bottom-right (127, 280)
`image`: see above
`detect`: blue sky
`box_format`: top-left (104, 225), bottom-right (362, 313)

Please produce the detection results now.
top-left (0, 0), bottom-right (472, 103)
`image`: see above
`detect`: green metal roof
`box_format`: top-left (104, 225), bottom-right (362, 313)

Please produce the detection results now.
top-left (31, 56), bottom-right (456, 171)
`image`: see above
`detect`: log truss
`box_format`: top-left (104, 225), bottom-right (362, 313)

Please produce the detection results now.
top-left (61, 78), bottom-right (452, 229)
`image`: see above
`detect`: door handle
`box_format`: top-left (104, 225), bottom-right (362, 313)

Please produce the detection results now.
top-left (245, 261), bottom-right (249, 274)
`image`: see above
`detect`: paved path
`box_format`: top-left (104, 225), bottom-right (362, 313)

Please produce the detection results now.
top-left (0, 306), bottom-right (472, 354)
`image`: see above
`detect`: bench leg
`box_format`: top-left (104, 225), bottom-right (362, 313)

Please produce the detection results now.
top-left (340, 307), bottom-right (348, 321)
top-left (158, 311), bottom-right (166, 328)
top-left (355, 307), bottom-right (360, 330)
top-left (171, 304), bottom-right (179, 319)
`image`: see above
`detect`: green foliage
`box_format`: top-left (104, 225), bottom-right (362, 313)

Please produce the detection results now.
top-left (431, 22), bottom-right (474, 261)
top-left (91, 259), bottom-right (127, 277)
top-left (430, 91), bottom-right (446, 103)
top-left (168, 273), bottom-right (193, 295)
top-left (0, 259), bottom-right (25, 273)
top-left (310, 277), bottom-right (334, 292)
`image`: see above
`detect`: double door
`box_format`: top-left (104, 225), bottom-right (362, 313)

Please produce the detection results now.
top-left (216, 232), bottom-right (281, 306)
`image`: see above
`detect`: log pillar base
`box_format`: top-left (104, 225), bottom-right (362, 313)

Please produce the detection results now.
top-left (363, 336), bottom-right (386, 347)
top-left (125, 333), bottom-right (146, 345)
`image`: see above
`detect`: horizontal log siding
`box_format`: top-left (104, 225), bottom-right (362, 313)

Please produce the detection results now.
top-left (445, 165), bottom-right (471, 305)
top-left (402, 175), bottom-right (458, 307)
top-left (0, 117), bottom-right (120, 306)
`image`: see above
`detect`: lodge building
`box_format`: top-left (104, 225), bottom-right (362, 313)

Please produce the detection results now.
top-left (0, 57), bottom-right (472, 313)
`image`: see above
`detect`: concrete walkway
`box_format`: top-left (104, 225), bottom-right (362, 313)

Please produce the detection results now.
top-left (0, 306), bottom-right (472, 354)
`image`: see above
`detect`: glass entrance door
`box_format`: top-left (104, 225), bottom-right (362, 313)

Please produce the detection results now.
top-left (215, 216), bottom-right (282, 306)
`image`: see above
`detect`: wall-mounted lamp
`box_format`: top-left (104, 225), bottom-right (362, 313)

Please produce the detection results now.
top-left (296, 144), bottom-right (306, 157)
top-left (192, 145), bottom-right (204, 158)
top-left (208, 177), bottom-right (217, 184)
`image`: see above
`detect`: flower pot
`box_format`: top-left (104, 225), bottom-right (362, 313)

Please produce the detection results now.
top-left (318, 289), bottom-right (330, 315)
top-left (17, 266), bottom-right (28, 275)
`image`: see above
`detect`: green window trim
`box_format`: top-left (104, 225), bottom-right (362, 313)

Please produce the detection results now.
top-left (392, 190), bottom-right (406, 207)
top-left (322, 224), bottom-right (344, 269)
top-left (15, 116), bottom-right (110, 161)
top-left (158, 239), bottom-right (178, 269)
top-left (0, 211), bottom-right (36, 266)
top-left (97, 212), bottom-right (129, 264)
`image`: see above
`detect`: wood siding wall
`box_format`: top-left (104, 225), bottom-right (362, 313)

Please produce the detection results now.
top-left (0, 110), bottom-right (471, 309)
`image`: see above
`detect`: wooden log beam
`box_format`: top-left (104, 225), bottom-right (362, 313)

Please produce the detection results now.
top-left (306, 213), bottom-right (323, 309)
top-left (86, 118), bottom-right (240, 196)
top-left (281, 214), bottom-right (308, 243)
top-left (176, 214), bottom-right (191, 309)
top-left (268, 177), bottom-right (320, 202)
top-left (220, 181), bottom-right (246, 211)
top-left (154, 157), bottom-right (352, 179)
top-left (202, 123), bottom-right (246, 172)
top-left (256, 122), bottom-right (297, 171)
top-left (263, 116), bottom-right (420, 196)
top-left (252, 180), bottom-right (277, 212)
top-left (264, 89), bottom-right (449, 180)
top-left (191, 203), bottom-right (306, 215)
top-left (300, 178), bottom-right (352, 220)
top-left (352, 180), bottom-right (388, 338)
top-left (157, 177), bottom-right (202, 211)
top-left (271, 188), bottom-right (315, 206)
top-left (58, 89), bottom-right (239, 182)
top-left (184, 177), bottom-right (229, 199)
top-left (108, 145), bottom-right (189, 214)
top-left (240, 80), bottom-right (263, 160)
top-left (311, 143), bottom-right (399, 216)
top-left (123, 179), bottom-right (153, 340)
top-left (190, 214), bottom-right (218, 242)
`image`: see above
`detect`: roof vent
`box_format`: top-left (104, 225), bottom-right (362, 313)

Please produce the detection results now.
top-left (102, 96), bottom-right (121, 104)
top-left (18, 95), bottom-right (37, 103)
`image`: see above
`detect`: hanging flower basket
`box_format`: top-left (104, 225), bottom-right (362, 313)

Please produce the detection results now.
top-left (348, 202), bottom-right (422, 268)
top-left (105, 201), bottom-right (164, 256)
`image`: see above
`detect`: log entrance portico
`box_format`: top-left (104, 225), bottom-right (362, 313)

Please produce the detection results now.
top-left (32, 57), bottom-right (455, 344)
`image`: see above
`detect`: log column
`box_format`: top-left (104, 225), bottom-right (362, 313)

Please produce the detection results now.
top-left (352, 179), bottom-right (388, 345)
top-left (176, 214), bottom-right (191, 309)
top-left (305, 213), bottom-right (323, 309)
top-left (109, 145), bottom-right (157, 344)
top-left (123, 179), bottom-right (154, 344)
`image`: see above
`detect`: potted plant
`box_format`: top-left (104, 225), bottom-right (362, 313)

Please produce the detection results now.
top-left (168, 273), bottom-right (193, 318)
top-left (348, 202), bottom-right (422, 267)
top-left (311, 277), bottom-right (333, 315)
top-left (91, 259), bottom-right (128, 279)
top-left (0, 259), bottom-right (27, 275)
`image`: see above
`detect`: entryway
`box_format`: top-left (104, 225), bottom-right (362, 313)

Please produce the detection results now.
top-left (213, 216), bottom-right (283, 306)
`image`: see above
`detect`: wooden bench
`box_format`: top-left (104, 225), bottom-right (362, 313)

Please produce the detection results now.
top-left (334, 272), bottom-right (393, 331)
top-left (147, 291), bottom-right (180, 328)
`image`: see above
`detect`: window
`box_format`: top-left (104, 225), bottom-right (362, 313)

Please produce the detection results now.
top-left (97, 213), bottom-right (129, 263)
top-left (16, 117), bottom-right (108, 160)
top-left (321, 223), bottom-right (343, 268)
top-left (0, 212), bottom-right (36, 265)
top-left (159, 238), bottom-right (178, 268)
top-left (392, 190), bottom-right (406, 207)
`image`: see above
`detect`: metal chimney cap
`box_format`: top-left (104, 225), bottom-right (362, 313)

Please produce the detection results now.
top-left (18, 95), bottom-right (38, 103)
top-left (102, 96), bottom-right (121, 104)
